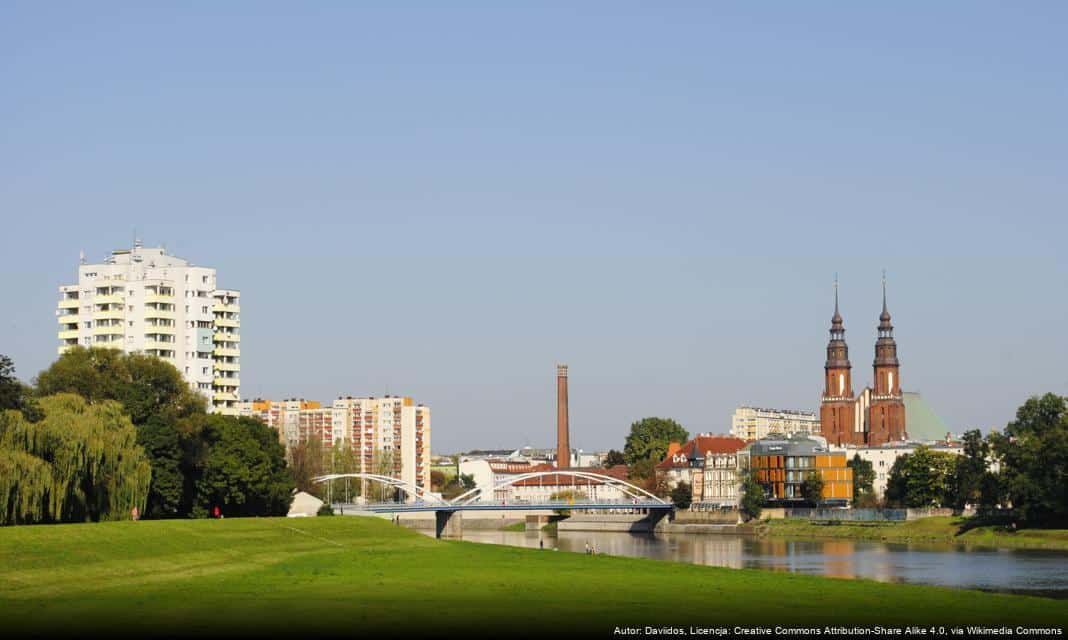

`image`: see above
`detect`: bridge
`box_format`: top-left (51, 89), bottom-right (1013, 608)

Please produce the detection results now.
top-left (311, 470), bottom-right (673, 537)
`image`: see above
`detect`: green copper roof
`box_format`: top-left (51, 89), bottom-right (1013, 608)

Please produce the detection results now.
top-left (903, 392), bottom-right (949, 442)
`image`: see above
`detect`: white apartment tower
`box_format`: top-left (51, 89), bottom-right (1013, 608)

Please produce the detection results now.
top-left (56, 242), bottom-right (241, 414)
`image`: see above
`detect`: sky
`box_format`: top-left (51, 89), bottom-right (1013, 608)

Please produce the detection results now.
top-left (2, 2), bottom-right (1066, 453)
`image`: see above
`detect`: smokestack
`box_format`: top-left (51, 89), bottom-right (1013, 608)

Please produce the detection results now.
top-left (557, 364), bottom-right (569, 469)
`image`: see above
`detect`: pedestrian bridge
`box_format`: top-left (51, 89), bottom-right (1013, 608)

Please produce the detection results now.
top-left (311, 470), bottom-right (673, 537)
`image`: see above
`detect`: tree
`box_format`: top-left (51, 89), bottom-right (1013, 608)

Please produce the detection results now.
top-left (34, 347), bottom-right (207, 518)
top-left (0, 355), bottom-right (41, 422)
top-left (604, 449), bottom-right (626, 467)
top-left (0, 355), bottom-right (19, 411)
top-left (441, 473), bottom-right (476, 500)
top-left (884, 446), bottom-right (957, 508)
top-left (430, 470), bottom-right (446, 491)
top-left (372, 448), bottom-right (396, 501)
top-left (326, 440), bottom-right (359, 503)
top-left (800, 471), bottom-right (825, 507)
top-left (287, 435), bottom-right (325, 498)
top-left (623, 417), bottom-right (688, 469)
top-left (627, 457), bottom-right (658, 482)
top-left (740, 471), bottom-right (765, 521)
top-left (989, 393), bottom-right (1068, 525)
top-left (670, 481), bottom-right (693, 510)
top-left (951, 429), bottom-right (990, 511)
top-left (549, 488), bottom-right (588, 517)
top-left (848, 454), bottom-right (876, 507)
top-left (190, 415), bottom-right (291, 518)
top-left (0, 394), bottom-right (151, 525)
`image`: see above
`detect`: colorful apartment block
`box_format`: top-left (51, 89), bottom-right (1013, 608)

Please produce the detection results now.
top-left (238, 395), bottom-right (431, 497)
top-left (746, 433), bottom-right (853, 505)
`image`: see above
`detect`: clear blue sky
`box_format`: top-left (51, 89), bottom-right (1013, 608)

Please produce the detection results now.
top-left (2, 2), bottom-right (1066, 452)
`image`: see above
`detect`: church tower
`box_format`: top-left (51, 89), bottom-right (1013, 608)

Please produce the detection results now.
top-left (820, 278), bottom-right (857, 446)
top-left (869, 274), bottom-right (906, 444)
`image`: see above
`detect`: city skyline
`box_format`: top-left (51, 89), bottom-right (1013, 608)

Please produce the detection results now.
top-left (3, 4), bottom-right (1067, 452)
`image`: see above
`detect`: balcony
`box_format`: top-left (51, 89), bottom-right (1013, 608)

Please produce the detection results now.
top-left (57, 298), bottom-right (80, 309)
top-left (213, 361), bottom-right (240, 372)
top-left (58, 329), bottom-right (79, 340)
top-left (213, 303), bottom-right (240, 314)
top-left (213, 391), bottom-right (239, 402)
top-left (214, 316), bottom-right (240, 328)
top-left (213, 377), bottom-right (240, 388)
top-left (213, 347), bottom-right (240, 358)
top-left (94, 294), bottom-right (124, 305)
top-left (143, 340), bottom-right (177, 351)
top-left (91, 309), bottom-right (124, 321)
top-left (144, 307), bottom-right (175, 320)
top-left (92, 325), bottom-right (123, 336)
top-left (143, 293), bottom-right (175, 305)
top-left (57, 315), bottom-right (79, 326)
top-left (213, 332), bottom-right (240, 343)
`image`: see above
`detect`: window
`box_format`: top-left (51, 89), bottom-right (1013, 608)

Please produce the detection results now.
top-left (201, 306), bottom-right (208, 314)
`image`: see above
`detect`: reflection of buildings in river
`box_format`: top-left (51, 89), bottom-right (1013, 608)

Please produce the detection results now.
top-left (672, 534), bottom-right (744, 570)
top-left (820, 541), bottom-right (857, 578)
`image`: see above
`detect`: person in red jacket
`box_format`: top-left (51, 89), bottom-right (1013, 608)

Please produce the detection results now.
top-left (213, 505), bottom-right (220, 519)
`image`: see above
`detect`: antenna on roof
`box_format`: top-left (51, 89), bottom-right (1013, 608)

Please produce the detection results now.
top-left (79, 249), bottom-right (86, 265)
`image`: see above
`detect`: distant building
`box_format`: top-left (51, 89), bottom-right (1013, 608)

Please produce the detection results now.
top-left (747, 433), bottom-right (853, 505)
top-left (56, 241), bottom-right (241, 414)
top-left (847, 441), bottom-right (964, 499)
top-left (238, 395), bottom-right (431, 498)
top-left (691, 436), bottom-right (749, 506)
top-left (730, 406), bottom-right (820, 441)
top-left (657, 434), bottom-right (748, 493)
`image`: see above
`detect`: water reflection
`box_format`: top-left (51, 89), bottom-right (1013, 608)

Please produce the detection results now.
top-left (434, 529), bottom-right (1068, 596)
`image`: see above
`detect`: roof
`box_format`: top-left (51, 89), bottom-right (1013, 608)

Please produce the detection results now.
top-left (748, 432), bottom-right (830, 457)
top-left (903, 392), bottom-right (950, 442)
top-left (509, 465), bottom-right (629, 487)
top-left (656, 436), bottom-right (747, 470)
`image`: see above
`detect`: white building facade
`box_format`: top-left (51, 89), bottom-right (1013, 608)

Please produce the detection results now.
top-left (730, 406), bottom-right (820, 441)
top-left (56, 242), bottom-right (240, 414)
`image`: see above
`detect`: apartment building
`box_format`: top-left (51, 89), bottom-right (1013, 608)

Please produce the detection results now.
top-left (238, 395), bottom-right (431, 496)
top-left (747, 433), bottom-right (853, 505)
top-left (56, 242), bottom-right (241, 414)
top-left (730, 406), bottom-right (820, 441)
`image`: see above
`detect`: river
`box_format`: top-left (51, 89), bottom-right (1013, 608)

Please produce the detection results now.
top-left (430, 529), bottom-right (1068, 597)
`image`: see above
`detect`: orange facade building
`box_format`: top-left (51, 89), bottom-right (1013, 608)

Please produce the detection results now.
top-left (747, 434), bottom-right (853, 505)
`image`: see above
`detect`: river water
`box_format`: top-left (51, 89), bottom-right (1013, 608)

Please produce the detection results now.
top-left (437, 529), bottom-right (1068, 597)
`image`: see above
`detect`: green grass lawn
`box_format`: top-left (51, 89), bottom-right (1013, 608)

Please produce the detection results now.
top-left (763, 516), bottom-right (1068, 550)
top-left (1, 516), bottom-right (1065, 637)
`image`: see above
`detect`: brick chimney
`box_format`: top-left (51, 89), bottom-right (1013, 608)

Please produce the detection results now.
top-left (557, 364), bottom-right (569, 469)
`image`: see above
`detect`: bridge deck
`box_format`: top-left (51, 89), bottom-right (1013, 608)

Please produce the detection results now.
top-left (333, 502), bottom-right (673, 513)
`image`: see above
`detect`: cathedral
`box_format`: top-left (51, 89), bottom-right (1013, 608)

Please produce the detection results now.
top-left (820, 278), bottom-right (907, 446)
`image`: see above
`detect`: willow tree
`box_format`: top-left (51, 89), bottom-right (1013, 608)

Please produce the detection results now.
top-left (0, 394), bottom-right (151, 525)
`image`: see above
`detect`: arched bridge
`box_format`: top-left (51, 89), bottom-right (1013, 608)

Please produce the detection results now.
top-left (311, 470), bottom-right (672, 513)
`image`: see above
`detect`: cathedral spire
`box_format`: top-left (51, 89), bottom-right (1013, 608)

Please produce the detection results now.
top-left (826, 275), bottom-right (849, 368)
top-left (879, 270), bottom-right (892, 330)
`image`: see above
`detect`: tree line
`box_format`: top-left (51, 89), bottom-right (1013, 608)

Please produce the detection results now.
top-left (881, 393), bottom-right (1068, 526)
top-left (1, 348), bottom-right (291, 525)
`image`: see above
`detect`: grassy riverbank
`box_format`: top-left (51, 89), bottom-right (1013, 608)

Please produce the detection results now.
top-left (762, 516), bottom-right (1068, 550)
top-left (2, 517), bottom-right (1065, 637)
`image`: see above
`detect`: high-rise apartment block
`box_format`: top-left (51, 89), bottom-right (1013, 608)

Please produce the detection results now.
top-left (730, 406), bottom-right (820, 441)
top-left (238, 396), bottom-right (431, 496)
top-left (56, 242), bottom-right (241, 415)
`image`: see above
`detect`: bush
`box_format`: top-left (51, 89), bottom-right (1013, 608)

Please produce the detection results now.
top-left (317, 504), bottom-right (335, 516)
